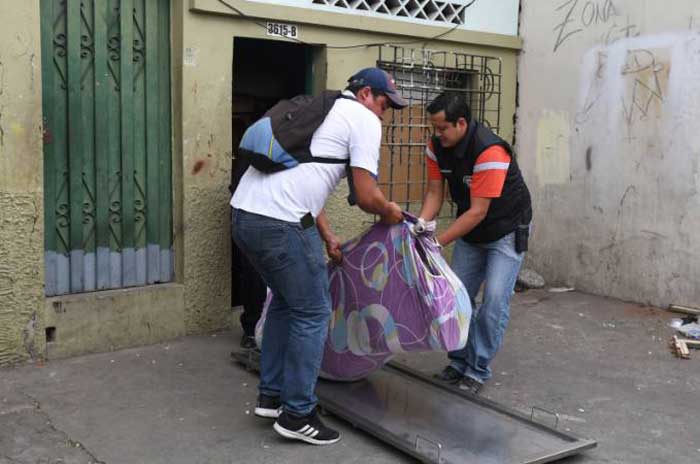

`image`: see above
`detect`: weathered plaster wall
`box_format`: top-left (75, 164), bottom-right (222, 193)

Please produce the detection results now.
top-left (181, 1), bottom-right (519, 325)
top-left (0, 2), bottom-right (45, 365)
top-left (44, 284), bottom-right (185, 360)
top-left (178, 8), bottom-right (235, 333)
top-left (517, 0), bottom-right (700, 307)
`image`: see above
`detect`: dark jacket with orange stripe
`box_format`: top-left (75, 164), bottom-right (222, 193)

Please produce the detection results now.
top-left (432, 120), bottom-right (532, 243)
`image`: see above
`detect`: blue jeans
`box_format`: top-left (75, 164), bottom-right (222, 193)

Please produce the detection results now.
top-left (231, 209), bottom-right (331, 417)
top-left (448, 232), bottom-right (525, 383)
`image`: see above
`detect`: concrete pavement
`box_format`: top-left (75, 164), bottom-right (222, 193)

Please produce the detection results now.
top-left (1, 289), bottom-right (699, 463)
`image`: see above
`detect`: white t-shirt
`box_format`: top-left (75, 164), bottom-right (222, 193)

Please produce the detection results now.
top-left (231, 91), bottom-right (382, 222)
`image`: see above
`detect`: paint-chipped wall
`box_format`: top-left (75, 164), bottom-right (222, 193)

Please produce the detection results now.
top-left (180, 0), bottom-right (519, 328)
top-left (0, 2), bottom-right (44, 365)
top-left (177, 8), bottom-right (235, 333)
top-left (517, 0), bottom-right (700, 307)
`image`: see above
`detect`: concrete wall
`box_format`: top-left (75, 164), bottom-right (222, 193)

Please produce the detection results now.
top-left (0, 2), bottom-right (45, 365)
top-left (517, 0), bottom-right (700, 307)
top-left (44, 284), bottom-right (185, 359)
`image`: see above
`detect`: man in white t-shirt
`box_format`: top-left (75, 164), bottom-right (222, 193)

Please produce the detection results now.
top-left (231, 68), bottom-right (407, 445)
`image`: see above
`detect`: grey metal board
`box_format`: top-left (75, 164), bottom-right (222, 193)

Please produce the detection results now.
top-left (232, 352), bottom-right (596, 464)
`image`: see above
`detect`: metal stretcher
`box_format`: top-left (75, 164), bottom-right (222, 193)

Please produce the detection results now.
top-left (232, 351), bottom-right (596, 464)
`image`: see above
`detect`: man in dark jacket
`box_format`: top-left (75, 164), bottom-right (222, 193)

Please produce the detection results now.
top-left (414, 92), bottom-right (532, 394)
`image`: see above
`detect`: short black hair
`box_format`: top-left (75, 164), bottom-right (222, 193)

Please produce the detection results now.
top-left (345, 83), bottom-right (385, 98)
top-left (426, 92), bottom-right (471, 124)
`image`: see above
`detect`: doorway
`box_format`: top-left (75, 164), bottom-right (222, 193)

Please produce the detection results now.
top-left (230, 37), bottom-right (326, 310)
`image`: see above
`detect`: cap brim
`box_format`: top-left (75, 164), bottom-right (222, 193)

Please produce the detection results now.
top-left (386, 91), bottom-right (408, 109)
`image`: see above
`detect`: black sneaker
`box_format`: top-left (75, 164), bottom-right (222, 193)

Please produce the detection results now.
top-left (273, 410), bottom-right (341, 445)
top-left (240, 335), bottom-right (257, 350)
top-left (433, 365), bottom-right (463, 384)
top-left (458, 376), bottom-right (483, 395)
top-left (254, 394), bottom-right (282, 419)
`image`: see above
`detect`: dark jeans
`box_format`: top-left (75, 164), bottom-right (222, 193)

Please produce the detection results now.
top-left (448, 233), bottom-right (525, 383)
top-left (231, 208), bottom-right (331, 416)
top-left (237, 251), bottom-right (266, 336)
top-left (232, 211), bottom-right (266, 336)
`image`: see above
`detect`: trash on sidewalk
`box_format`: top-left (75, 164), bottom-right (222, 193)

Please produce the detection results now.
top-left (668, 318), bottom-right (700, 339)
top-left (669, 335), bottom-right (700, 359)
top-left (667, 304), bottom-right (700, 316)
top-left (548, 287), bottom-right (575, 293)
top-left (517, 268), bottom-right (545, 290)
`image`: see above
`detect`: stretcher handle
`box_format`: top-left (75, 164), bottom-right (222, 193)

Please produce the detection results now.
top-left (531, 406), bottom-right (559, 429)
top-left (415, 434), bottom-right (442, 462)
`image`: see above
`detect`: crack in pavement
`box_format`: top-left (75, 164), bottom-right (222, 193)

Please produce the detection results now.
top-left (19, 391), bottom-right (107, 464)
top-left (1, 453), bottom-right (21, 464)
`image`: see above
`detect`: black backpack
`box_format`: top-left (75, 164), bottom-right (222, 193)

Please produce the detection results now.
top-left (237, 90), bottom-right (351, 172)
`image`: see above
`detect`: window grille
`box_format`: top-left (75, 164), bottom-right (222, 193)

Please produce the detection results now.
top-left (311, 0), bottom-right (476, 25)
top-left (376, 46), bottom-right (502, 217)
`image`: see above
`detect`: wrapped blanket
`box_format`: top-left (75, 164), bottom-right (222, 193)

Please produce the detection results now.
top-left (256, 216), bottom-right (472, 381)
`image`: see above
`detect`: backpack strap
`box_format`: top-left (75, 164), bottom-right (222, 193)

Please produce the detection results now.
top-left (307, 157), bottom-right (348, 164)
top-left (307, 92), bottom-right (358, 166)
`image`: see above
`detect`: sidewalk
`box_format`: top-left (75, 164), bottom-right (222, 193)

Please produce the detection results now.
top-left (1, 289), bottom-right (699, 464)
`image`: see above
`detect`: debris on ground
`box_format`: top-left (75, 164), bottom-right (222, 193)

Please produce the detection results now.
top-left (548, 287), bottom-right (575, 293)
top-left (517, 268), bottom-right (546, 290)
top-left (669, 335), bottom-right (700, 359)
top-left (667, 304), bottom-right (700, 316)
top-left (669, 317), bottom-right (700, 339)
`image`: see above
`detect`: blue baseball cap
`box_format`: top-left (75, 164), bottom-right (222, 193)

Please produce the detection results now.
top-left (347, 67), bottom-right (408, 109)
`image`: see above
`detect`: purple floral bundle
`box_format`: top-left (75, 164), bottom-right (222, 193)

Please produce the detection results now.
top-left (257, 217), bottom-right (472, 381)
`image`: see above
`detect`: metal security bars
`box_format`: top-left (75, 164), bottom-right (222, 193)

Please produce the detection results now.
top-left (310, 0), bottom-right (476, 25)
top-left (376, 46), bottom-right (502, 215)
top-left (40, 0), bottom-right (173, 296)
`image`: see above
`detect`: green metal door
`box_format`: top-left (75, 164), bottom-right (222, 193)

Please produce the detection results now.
top-left (41, 0), bottom-right (173, 296)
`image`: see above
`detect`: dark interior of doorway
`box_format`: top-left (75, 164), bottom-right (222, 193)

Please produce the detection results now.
top-left (230, 37), bottom-right (324, 309)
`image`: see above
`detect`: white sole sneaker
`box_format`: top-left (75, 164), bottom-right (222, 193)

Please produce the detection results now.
top-left (273, 421), bottom-right (341, 445)
top-left (254, 406), bottom-right (281, 418)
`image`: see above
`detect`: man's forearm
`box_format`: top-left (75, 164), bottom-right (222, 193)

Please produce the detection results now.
top-left (350, 168), bottom-right (392, 215)
top-left (437, 209), bottom-right (487, 246)
top-left (418, 189), bottom-right (444, 221)
top-left (351, 167), bottom-right (403, 224)
top-left (317, 209), bottom-right (343, 263)
top-left (356, 186), bottom-right (393, 216)
top-left (316, 210), bottom-right (335, 242)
